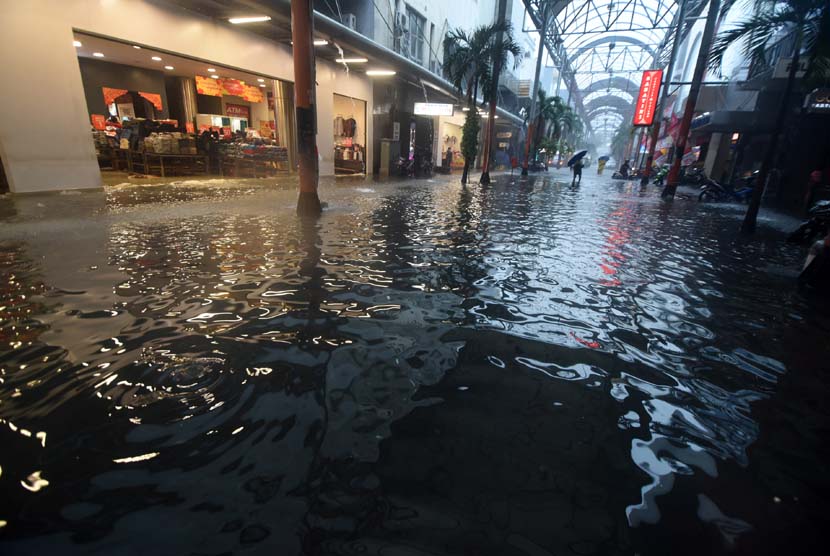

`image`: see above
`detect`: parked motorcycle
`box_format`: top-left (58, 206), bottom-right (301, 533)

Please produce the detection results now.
top-left (798, 233), bottom-right (830, 288)
top-left (788, 200), bottom-right (830, 245)
top-left (698, 176), bottom-right (753, 203)
top-left (681, 165), bottom-right (705, 186)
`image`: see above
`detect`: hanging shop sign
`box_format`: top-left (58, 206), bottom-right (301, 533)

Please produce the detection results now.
top-left (226, 104), bottom-right (250, 119)
top-left (496, 132), bottom-right (512, 138)
top-left (413, 102), bottom-right (454, 116)
top-left (632, 69), bottom-right (663, 126)
top-left (221, 78), bottom-right (246, 97)
top-left (102, 87), bottom-right (129, 105)
top-left (138, 92), bottom-right (163, 111)
top-left (805, 88), bottom-right (830, 113)
top-left (241, 84), bottom-right (264, 103)
top-left (195, 75), bottom-right (223, 97)
top-left (91, 114), bottom-right (107, 130)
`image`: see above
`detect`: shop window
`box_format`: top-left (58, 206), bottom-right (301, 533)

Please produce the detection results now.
top-left (406, 6), bottom-right (426, 63)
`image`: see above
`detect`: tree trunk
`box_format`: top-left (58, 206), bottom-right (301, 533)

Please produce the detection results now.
top-left (522, 3), bottom-right (548, 176)
top-left (461, 161), bottom-right (470, 185)
top-left (480, 0), bottom-right (508, 185)
top-left (292, 0), bottom-right (321, 216)
top-left (741, 29), bottom-right (803, 234)
top-left (663, 0), bottom-right (721, 198)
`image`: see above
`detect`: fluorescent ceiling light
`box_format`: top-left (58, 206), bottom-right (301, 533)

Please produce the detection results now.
top-left (73, 40), bottom-right (82, 47)
top-left (207, 68), bottom-right (216, 72)
top-left (210, 74), bottom-right (220, 79)
top-left (257, 78), bottom-right (265, 82)
top-left (93, 52), bottom-right (105, 57)
top-left (314, 39), bottom-right (329, 46)
top-left (259, 84), bottom-right (266, 87)
top-left (335, 57), bottom-right (368, 63)
top-left (366, 70), bottom-right (395, 76)
top-left (151, 56), bottom-right (162, 61)
top-left (228, 16), bottom-right (271, 24)
top-left (133, 45), bottom-right (141, 49)
top-left (164, 65), bottom-right (174, 70)
top-left (462, 107), bottom-right (470, 111)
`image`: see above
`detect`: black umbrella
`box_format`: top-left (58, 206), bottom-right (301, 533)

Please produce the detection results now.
top-left (598, 155), bottom-right (610, 162)
top-left (567, 150), bottom-right (588, 167)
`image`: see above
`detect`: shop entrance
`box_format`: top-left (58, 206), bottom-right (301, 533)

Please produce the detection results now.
top-left (333, 94), bottom-right (367, 175)
top-left (74, 32), bottom-right (296, 180)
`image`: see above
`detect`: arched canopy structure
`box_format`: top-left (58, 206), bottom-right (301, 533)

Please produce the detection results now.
top-left (523, 0), bottom-right (687, 149)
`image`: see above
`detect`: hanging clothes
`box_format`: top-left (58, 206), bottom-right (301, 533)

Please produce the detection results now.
top-left (334, 115), bottom-right (345, 136)
top-left (344, 117), bottom-right (357, 138)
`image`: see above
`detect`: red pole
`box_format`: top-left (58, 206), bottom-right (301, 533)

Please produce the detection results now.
top-left (292, 0), bottom-right (322, 215)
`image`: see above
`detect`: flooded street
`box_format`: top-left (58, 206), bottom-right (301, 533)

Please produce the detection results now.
top-left (1, 170), bottom-right (829, 555)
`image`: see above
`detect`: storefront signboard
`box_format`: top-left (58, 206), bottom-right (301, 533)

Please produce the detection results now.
top-left (773, 57), bottom-right (808, 79)
top-left (806, 88), bottom-right (830, 113)
top-left (221, 78), bottom-right (246, 97)
top-left (414, 102), bottom-right (454, 116)
top-left (91, 114), bottom-right (107, 130)
top-left (241, 85), bottom-right (264, 104)
top-left (195, 76), bottom-right (222, 97)
top-left (633, 69), bottom-right (663, 126)
top-left (226, 104), bottom-right (250, 120)
top-left (496, 132), bottom-right (512, 139)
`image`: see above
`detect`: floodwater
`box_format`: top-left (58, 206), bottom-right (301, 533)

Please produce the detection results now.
top-left (1, 171), bottom-right (828, 555)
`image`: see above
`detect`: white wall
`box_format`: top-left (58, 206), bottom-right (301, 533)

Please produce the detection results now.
top-left (0, 0), bottom-right (373, 192)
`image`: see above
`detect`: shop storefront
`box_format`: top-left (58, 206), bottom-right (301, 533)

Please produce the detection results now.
top-left (333, 94), bottom-right (367, 175)
top-left (77, 32), bottom-right (294, 179)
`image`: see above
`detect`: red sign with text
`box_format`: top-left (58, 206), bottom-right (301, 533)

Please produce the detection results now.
top-left (633, 69), bottom-right (663, 126)
top-left (91, 114), bottom-right (107, 130)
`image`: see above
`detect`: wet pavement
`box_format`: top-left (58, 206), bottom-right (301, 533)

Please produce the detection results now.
top-left (1, 169), bottom-right (829, 555)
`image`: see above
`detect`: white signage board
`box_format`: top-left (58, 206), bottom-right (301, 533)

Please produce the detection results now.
top-left (414, 102), bottom-right (454, 116)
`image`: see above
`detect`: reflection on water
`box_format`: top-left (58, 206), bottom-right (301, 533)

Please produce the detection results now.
top-left (1, 174), bottom-right (829, 555)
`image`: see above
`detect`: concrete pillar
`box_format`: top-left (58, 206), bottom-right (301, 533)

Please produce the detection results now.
top-left (0, 6), bottom-right (101, 192)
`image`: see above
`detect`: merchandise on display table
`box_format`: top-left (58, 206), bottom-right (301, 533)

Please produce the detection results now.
top-left (143, 132), bottom-right (197, 155)
top-left (218, 139), bottom-right (289, 177)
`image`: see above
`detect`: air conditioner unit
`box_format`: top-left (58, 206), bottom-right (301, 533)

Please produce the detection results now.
top-left (343, 13), bottom-right (357, 30)
top-left (397, 12), bottom-right (408, 29)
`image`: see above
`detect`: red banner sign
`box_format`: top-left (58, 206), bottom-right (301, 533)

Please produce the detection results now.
top-left (633, 69), bottom-right (663, 126)
top-left (225, 103), bottom-right (250, 119)
top-left (91, 114), bottom-right (107, 130)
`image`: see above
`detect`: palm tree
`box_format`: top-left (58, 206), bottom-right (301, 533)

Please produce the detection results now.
top-left (533, 91), bottom-right (564, 160)
top-left (709, 0), bottom-right (829, 233)
top-left (477, 13), bottom-right (523, 184)
top-left (444, 21), bottom-right (518, 184)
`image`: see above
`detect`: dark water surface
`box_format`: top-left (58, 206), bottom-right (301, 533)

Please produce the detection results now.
top-left (1, 172), bottom-right (829, 555)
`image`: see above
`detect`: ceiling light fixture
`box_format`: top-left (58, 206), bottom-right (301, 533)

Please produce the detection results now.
top-left (151, 56), bottom-right (162, 61)
top-left (314, 39), bottom-right (329, 46)
top-left (210, 74), bottom-right (220, 79)
top-left (228, 16), bottom-right (271, 24)
top-left (257, 78), bottom-right (265, 82)
top-left (366, 70), bottom-right (396, 76)
top-left (259, 83), bottom-right (266, 87)
top-left (73, 40), bottom-right (82, 47)
top-left (133, 45), bottom-right (141, 49)
top-left (207, 68), bottom-right (216, 72)
top-left (164, 65), bottom-right (174, 70)
top-left (93, 52), bottom-right (105, 57)
top-left (335, 57), bottom-right (368, 63)
top-left (462, 107), bottom-right (470, 111)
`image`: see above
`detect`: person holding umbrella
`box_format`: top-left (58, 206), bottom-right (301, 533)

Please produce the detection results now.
top-left (597, 155), bottom-right (609, 175)
top-left (568, 150), bottom-right (588, 186)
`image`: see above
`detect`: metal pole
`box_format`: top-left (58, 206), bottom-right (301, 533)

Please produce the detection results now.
top-left (480, 0), bottom-right (508, 185)
top-left (292, 0), bottom-right (321, 215)
top-left (663, 0), bottom-right (721, 198)
top-left (522, 2), bottom-right (548, 176)
top-left (641, 0), bottom-right (688, 185)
